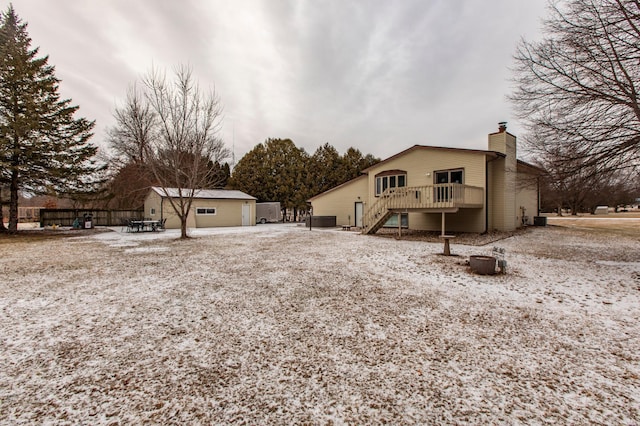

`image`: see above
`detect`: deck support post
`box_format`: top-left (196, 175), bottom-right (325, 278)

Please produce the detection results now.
top-left (441, 212), bottom-right (445, 236)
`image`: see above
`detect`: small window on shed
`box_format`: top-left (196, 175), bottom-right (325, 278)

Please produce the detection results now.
top-left (150, 208), bottom-right (156, 216)
top-left (196, 207), bottom-right (216, 215)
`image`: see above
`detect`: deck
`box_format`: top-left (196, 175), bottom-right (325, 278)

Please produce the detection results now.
top-left (362, 184), bottom-right (484, 234)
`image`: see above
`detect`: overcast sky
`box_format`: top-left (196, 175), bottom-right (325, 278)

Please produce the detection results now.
top-left (6, 0), bottom-right (547, 162)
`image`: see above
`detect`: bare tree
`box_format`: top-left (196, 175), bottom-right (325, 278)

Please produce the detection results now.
top-left (105, 85), bottom-right (157, 209)
top-left (511, 0), bottom-right (640, 176)
top-left (143, 66), bottom-right (229, 238)
top-left (107, 84), bottom-right (156, 166)
top-left (538, 149), bottom-right (603, 215)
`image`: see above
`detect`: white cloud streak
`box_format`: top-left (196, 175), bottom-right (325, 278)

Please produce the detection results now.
top-left (4, 0), bottom-right (546, 161)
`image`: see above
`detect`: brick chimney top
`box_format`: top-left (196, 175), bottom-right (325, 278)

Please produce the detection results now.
top-left (498, 122), bottom-right (507, 132)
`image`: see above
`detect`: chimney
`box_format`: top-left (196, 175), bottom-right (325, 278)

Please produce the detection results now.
top-left (498, 122), bottom-right (507, 133)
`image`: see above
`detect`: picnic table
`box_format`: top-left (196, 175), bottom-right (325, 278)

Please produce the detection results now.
top-left (126, 219), bottom-right (165, 233)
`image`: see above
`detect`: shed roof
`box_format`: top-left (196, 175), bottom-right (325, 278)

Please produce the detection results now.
top-left (151, 187), bottom-right (257, 200)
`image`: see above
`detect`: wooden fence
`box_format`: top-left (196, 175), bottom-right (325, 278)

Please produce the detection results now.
top-left (40, 209), bottom-right (144, 227)
top-left (19, 207), bottom-right (42, 222)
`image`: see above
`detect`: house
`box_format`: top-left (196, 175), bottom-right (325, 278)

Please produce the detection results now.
top-left (144, 187), bottom-right (257, 229)
top-left (309, 123), bottom-right (543, 234)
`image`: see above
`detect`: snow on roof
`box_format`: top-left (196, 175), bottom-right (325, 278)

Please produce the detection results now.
top-left (151, 187), bottom-right (257, 200)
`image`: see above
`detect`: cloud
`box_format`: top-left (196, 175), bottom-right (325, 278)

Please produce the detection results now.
top-left (3, 0), bottom-right (546, 162)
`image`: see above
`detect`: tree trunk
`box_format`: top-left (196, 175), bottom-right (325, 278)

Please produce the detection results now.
top-left (8, 170), bottom-right (19, 232)
top-left (571, 201), bottom-right (579, 215)
top-left (180, 216), bottom-right (188, 239)
top-left (0, 206), bottom-right (6, 231)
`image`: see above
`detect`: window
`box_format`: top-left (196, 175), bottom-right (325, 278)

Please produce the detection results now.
top-left (434, 168), bottom-right (464, 202)
top-left (150, 208), bottom-right (156, 216)
top-left (383, 213), bottom-right (409, 228)
top-left (196, 207), bottom-right (216, 215)
top-left (375, 170), bottom-right (407, 196)
top-left (434, 168), bottom-right (464, 184)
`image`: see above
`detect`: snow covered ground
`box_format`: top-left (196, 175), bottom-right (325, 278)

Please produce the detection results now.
top-left (1, 222), bottom-right (638, 424)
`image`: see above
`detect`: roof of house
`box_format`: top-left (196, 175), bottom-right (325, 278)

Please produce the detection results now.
top-left (307, 174), bottom-right (367, 202)
top-left (517, 159), bottom-right (545, 174)
top-left (151, 187), bottom-right (257, 200)
top-left (360, 144), bottom-right (504, 173)
top-left (307, 143), bottom-right (544, 202)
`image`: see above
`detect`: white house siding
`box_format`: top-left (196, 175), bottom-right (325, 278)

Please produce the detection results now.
top-left (516, 170), bottom-right (539, 226)
top-left (364, 148), bottom-right (487, 233)
top-left (364, 147), bottom-right (487, 193)
top-left (310, 176), bottom-right (368, 226)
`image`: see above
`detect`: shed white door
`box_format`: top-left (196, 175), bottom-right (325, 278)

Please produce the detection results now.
top-left (355, 202), bottom-right (363, 227)
top-left (242, 204), bottom-right (251, 226)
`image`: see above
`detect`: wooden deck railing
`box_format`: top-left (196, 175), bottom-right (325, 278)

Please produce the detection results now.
top-left (362, 184), bottom-right (484, 234)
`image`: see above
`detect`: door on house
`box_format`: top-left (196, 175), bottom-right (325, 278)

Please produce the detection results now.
top-left (242, 204), bottom-right (251, 226)
top-left (434, 169), bottom-right (463, 202)
top-left (435, 171), bottom-right (450, 202)
top-left (355, 202), bottom-right (363, 227)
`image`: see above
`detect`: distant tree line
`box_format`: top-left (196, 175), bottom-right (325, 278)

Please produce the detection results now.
top-left (6, 1), bottom-right (639, 233)
top-left (227, 139), bottom-right (379, 219)
top-left (106, 131), bottom-right (378, 221)
top-left (539, 167), bottom-right (638, 215)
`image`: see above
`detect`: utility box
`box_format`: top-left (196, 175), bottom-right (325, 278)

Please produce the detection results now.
top-left (533, 216), bottom-right (547, 226)
top-left (83, 213), bottom-right (93, 229)
top-left (306, 216), bottom-right (336, 228)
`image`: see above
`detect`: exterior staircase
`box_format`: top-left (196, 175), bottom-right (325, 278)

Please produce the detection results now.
top-left (361, 191), bottom-right (396, 235)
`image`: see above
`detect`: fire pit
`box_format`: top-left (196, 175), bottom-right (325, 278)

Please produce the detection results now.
top-left (469, 255), bottom-right (497, 275)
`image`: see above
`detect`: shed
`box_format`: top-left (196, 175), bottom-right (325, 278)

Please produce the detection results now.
top-left (144, 187), bottom-right (257, 229)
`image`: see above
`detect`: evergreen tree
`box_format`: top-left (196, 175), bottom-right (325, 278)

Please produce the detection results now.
top-left (230, 140), bottom-right (380, 219)
top-left (309, 143), bottom-right (342, 196)
top-left (229, 138), bottom-right (310, 218)
top-left (228, 143), bottom-right (268, 200)
top-left (215, 161), bottom-right (231, 188)
top-left (340, 147), bottom-right (380, 182)
top-left (0, 5), bottom-right (100, 231)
